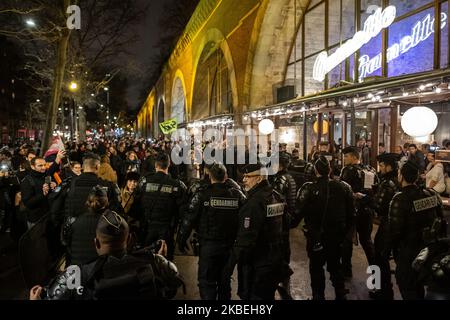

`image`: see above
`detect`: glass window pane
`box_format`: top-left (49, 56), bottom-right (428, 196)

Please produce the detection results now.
top-left (288, 25), bottom-right (302, 64)
top-left (389, 0), bottom-right (434, 18)
top-left (305, 3), bottom-right (325, 57)
top-left (285, 62), bottom-right (302, 97)
top-left (359, 33), bottom-right (382, 81)
top-left (378, 109), bottom-right (391, 153)
top-left (328, 0), bottom-right (355, 47)
top-left (305, 53), bottom-right (325, 95)
top-left (441, 1), bottom-right (449, 69)
top-left (328, 46), bottom-right (344, 88)
top-left (387, 7), bottom-right (435, 77)
top-left (358, 0), bottom-right (383, 81)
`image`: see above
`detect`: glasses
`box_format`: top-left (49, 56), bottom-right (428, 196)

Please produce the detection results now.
top-left (102, 212), bottom-right (124, 230)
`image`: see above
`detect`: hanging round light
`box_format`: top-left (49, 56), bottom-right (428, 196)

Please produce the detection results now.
top-left (313, 120), bottom-right (329, 135)
top-left (401, 106), bottom-right (437, 137)
top-left (258, 119), bottom-right (274, 135)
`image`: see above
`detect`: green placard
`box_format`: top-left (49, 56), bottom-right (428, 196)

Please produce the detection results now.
top-left (159, 118), bottom-right (178, 134)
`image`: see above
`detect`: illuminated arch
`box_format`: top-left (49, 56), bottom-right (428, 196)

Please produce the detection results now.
top-left (191, 28), bottom-right (238, 118)
top-left (171, 70), bottom-right (187, 124)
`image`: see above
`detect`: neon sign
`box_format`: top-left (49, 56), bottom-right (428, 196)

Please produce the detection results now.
top-left (313, 5), bottom-right (397, 82)
top-left (359, 12), bottom-right (447, 81)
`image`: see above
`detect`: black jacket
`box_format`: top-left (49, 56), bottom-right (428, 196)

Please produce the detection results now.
top-left (270, 169), bottom-right (297, 229)
top-left (140, 171), bottom-right (187, 243)
top-left (388, 185), bottom-right (444, 287)
top-left (43, 249), bottom-right (184, 300)
top-left (20, 170), bottom-right (49, 223)
top-left (68, 209), bottom-right (102, 266)
top-left (372, 170), bottom-right (399, 218)
top-left (65, 172), bottom-right (122, 218)
top-left (179, 182), bottom-right (246, 244)
top-left (295, 176), bottom-right (354, 241)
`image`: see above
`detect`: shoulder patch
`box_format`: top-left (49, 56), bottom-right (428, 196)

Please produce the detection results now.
top-left (266, 203), bottom-right (285, 217)
top-left (209, 197), bottom-right (239, 209)
top-left (413, 196), bottom-right (438, 212)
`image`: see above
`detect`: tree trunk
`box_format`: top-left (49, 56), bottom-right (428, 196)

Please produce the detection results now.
top-left (41, 1), bottom-right (71, 156)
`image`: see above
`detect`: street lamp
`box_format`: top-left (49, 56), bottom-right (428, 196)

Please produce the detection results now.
top-left (69, 82), bottom-right (78, 91)
top-left (68, 81), bottom-right (79, 141)
top-left (25, 19), bottom-right (36, 27)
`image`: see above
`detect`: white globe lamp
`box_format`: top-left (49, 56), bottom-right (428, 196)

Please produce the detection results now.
top-left (401, 106), bottom-right (437, 137)
top-left (258, 119), bottom-right (274, 135)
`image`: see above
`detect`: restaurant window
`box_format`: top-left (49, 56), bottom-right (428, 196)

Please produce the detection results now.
top-left (388, 7), bottom-right (435, 77)
top-left (305, 53), bottom-right (325, 94)
top-left (389, 0), bottom-right (433, 18)
top-left (441, 1), bottom-right (449, 69)
top-left (378, 108), bottom-right (391, 153)
top-left (304, 3), bottom-right (325, 57)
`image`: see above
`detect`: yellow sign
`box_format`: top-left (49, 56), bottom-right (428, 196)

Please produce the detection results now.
top-left (159, 118), bottom-right (178, 134)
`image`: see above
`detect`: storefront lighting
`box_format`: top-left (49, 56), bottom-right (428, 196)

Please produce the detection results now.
top-left (91, 93), bottom-right (95, 97)
top-left (251, 113), bottom-right (257, 118)
top-left (402, 92), bottom-right (409, 97)
top-left (343, 101), bottom-right (348, 107)
top-left (353, 97), bottom-right (358, 103)
top-left (313, 5), bottom-right (396, 81)
top-left (258, 119), bottom-right (274, 135)
top-left (368, 93), bottom-right (374, 99)
top-left (313, 120), bottom-right (329, 135)
top-left (419, 84), bottom-right (426, 91)
top-left (371, 97), bottom-right (377, 102)
top-left (401, 106), bottom-right (438, 137)
top-left (435, 87), bottom-right (442, 93)
top-left (287, 109), bottom-right (293, 114)
top-left (415, 135), bottom-right (430, 143)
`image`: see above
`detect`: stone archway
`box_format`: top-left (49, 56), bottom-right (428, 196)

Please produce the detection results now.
top-left (247, 0), bottom-right (309, 108)
top-left (191, 28), bottom-right (238, 120)
top-left (171, 74), bottom-right (186, 124)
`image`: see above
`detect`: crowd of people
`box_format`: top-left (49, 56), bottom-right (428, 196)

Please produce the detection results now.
top-left (0, 134), bottom-right (449, 300)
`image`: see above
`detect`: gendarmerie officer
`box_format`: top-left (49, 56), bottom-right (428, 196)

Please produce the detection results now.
top-left (233, 163), bottom-right (292, 300)
top-left (269, 153), bottom-right (297, 299)
top-left (295, 156), bottom-right (354, 300)
top-left (30, 211), bottom-right (183, 300)
top-left (140, 152), bottom-right (187, 260)
top-left (63, 153), bottom-right (122, 246)
top-left (178, 163), bottom-right (246, 300)
top-left (387, 160), bottom-right (445, 300)
top-left (340, 146), bottom-right (377, 277)
top-left (370, 153), bottom-right (401, 300)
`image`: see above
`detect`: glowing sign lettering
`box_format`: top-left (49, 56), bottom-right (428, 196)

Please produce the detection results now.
top-left (313, 5), bottom-right (397, 82)
top-left (359, 12), bottom-right (447, 81)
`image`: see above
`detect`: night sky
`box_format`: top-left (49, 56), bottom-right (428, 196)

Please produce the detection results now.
top-left (124, 0), bottom-right (165, 111)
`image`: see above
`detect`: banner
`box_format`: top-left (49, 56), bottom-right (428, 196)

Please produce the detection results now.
top-left (159, 118), bottom-right (178, 134)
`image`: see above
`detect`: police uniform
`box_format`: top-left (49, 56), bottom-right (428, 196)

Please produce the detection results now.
top-left (178, 180), bottom-right (246, 300)
top-left (233, 164), bottom-right (291, 300)
top-left (269, 164), bottom-right (297, 299)
top-left (340, 149), bottom-right (377, 276)
top-left (62, 172), bottom-right (122, 249)
top-left (42, 248), bottom-right (183, 300)
top-left (371, 153), bottom-right (400, 299)
top-left (388, 182), bottom-right (444, 299)
top-left (140, 171), bottom-right (187, 260)
top-left (295, 159), bottom-right (354, 300)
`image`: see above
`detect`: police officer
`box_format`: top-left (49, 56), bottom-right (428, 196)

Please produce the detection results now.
top-left (340, 146), bottom-right (377, 277)
top-left (178, 163), bottom-right (246, 300)
top-left (29, 211), bottom-right (183, 300)
top-left (63, 153), bottom-right (122, 247)
top-left (387, 160), bottom-right (445, 300)
top-left (233, 163), bottom-right (291, 300)
top-left (140, 152), bottom-right (187, 260)
top-left (269, 153), bottom-right (297, 299)
top-left (295, 156), bottom-right (354, 300)
top-left (370, 153), bottom-right (401, 300)
top-left (412, 237), bottom-right (450, 300)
